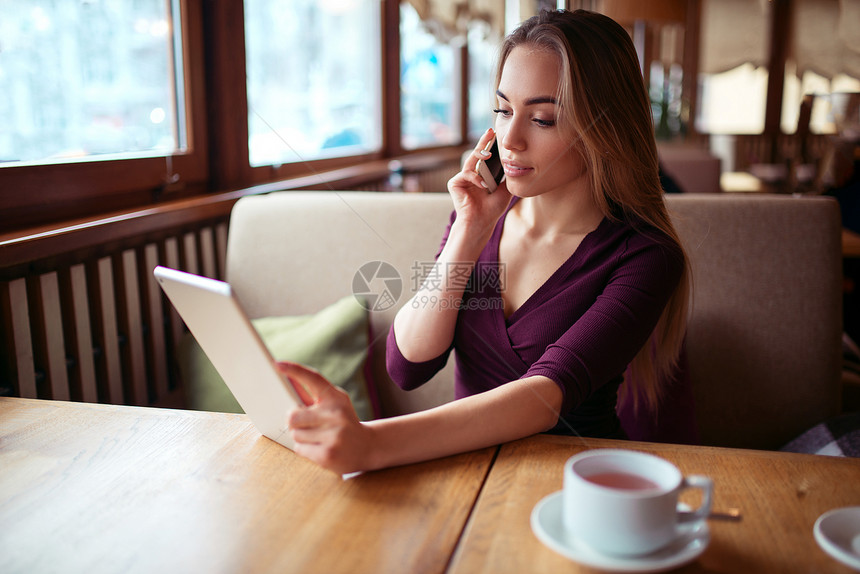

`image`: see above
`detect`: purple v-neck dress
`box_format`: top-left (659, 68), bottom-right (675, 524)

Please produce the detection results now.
top-left (386, 199), bottom-right (684, 438)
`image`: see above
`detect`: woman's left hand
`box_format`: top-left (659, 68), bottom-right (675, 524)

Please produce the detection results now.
top-left (280, 361), bottom-right (376, 475)
top-left (446, 128), bottom-right (512, 242)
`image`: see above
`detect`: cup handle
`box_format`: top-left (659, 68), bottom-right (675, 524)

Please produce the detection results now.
top-left (677, 475), bottom-right (714, 524)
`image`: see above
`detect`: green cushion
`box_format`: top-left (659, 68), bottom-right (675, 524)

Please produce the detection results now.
top-left (178, 295), bottom-right (375, 421)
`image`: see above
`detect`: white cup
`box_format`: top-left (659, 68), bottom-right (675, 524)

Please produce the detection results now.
top-left (563, 449), bottom-right (713, 556)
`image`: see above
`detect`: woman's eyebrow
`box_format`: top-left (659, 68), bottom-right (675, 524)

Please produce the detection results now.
top-left (496, 90), bottom-right (557, 106)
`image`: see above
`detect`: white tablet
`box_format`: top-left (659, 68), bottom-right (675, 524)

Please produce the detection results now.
top-left (153, 266), bottom-right (302, 449)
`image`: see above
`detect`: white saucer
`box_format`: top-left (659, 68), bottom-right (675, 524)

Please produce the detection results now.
top-left (814, 506), bottom-right (860, 571)
top-left (530, 491), bottom-right (710, 573)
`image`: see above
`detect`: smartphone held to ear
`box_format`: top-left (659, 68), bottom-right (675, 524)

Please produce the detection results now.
top-left (475, 139), bottom-right (504, 193)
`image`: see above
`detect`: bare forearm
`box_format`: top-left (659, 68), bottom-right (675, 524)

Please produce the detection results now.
top-left (393, 128), bottom-right (512, 363)
top-left (392, 221), bottom-right (490, 362)
top-left (363, 376), bottom-right (563, 471)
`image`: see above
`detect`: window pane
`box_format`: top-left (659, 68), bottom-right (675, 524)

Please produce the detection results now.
top-left (651, 62), bottom-right (685, 140)
top-left (783, 0), bottom-right (860, 134)
top-left (781, 69), bottom-right (860, 134)
top-left (0, 1), bottom-right (183, 165)
top-left (400, 3), bottom-right (460, 149)
top-left (244, 0), bottom-right (382, 167)
top-left (467, 20), bottom-right (499, 140)
top-left (696, 0), bottom-right (770, 135)
top-left (697, 64), bottom-right (768, 134)
top-left (649, 24), bottom-right (685, 140)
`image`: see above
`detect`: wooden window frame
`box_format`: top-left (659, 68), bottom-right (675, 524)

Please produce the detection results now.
top-left (219, 0), bottom-right (468, 189)
top-left (0, 0), bottom-right (210, 232)
top-left (0, 0), bottom-right (472, 233)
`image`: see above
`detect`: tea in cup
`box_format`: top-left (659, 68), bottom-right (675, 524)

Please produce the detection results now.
top-left (563, 449), bottom-right (713, 556)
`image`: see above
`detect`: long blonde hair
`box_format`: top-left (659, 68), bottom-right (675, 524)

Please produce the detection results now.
top-left (496, 9), bottom-right (691, 411)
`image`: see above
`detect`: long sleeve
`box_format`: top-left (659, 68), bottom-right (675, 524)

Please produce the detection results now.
top-left (524, 233), bottom-right (684, 414)
top-left (449, 214), bottom-right (684, 438)
top-left (385, 326), bottom-right (453, 391)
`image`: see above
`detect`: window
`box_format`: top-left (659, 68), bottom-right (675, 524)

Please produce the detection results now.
top-left (400, 2), bottom-right (460, 149)
top-left (1, 0), bottom-right (476, 232)
top-left (244, 0), bottom-right (382, 167)
top-left (782, 70), bottom-right (860, 134)
top-left (0, 1), bottom-right (185, 165)
top-left (650, 61), bottom-right (685, 139)
top-left (649, 24), bottom-right (685, 140)
top-left (780, 0), bottom-right (860, 135)
top-left (697, 64), bottom-right (769, 134)
top-left (467, 19), bottom-right (500, 140)
top-left (0, 0), bottom-right (207, 231)
top-left (695, 0), bottom-right (771, 134)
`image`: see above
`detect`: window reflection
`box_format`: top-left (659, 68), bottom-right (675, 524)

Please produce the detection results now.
top-left (467, 19), bottom-right (500, 140)
top-left (696, 0), bottom-right (770, 135)
top-left (781, 0), bottom-right (860, 135)
top-left (244, 0), bottom-right (382, 167)
top-left (400, 2), bottom-right (459, 150)
top-left (0, 1), bottom-right (182, 165)
top-left (782, 70), bottom-right (860, 134)
top-left (698, 64), bottom-right (769, 134)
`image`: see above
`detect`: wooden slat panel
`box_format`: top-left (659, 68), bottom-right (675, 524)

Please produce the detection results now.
top-left (416, 163), bottom-right (458, 194)
top-left (182, 232), bottom-right (199, 275)
top-left (163, 236), bottom-right (181, 273)
top-left (25, 276), bottom-right (50, 399)
top-left (215, 222), bottom-right (228, 280)
top-left (0, 193), bottom-right (240, 280)
top-left (162, 237), bottom-right (185, 360)
top-left (63, 264), bottom-right (98, 402)
top-left (0, 282), bottom-right (15, 396)
top-left (0, 148), bottom-right (463, 279)
top-left (3, 279), bottom-right (37, 398)
top-left (57, 268), bottom-right (82, 401)
top-left (89, 257), bottom-right (124, 404)
top-left (115, 249), bottom-right (148, 406)
top-left (38, 272), bottom-right (70, 401)
top-left (143, 244), bottom-right (170, 401)
top-left (199, 227), bottom-right (217, 279)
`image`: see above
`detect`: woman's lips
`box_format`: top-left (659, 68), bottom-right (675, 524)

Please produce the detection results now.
top-left (502, 160), bottom-right (532, 177)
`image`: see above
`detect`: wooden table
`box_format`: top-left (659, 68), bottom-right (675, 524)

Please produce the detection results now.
top-left (449, 434), bottom-right (860, 573)
top-left (0, 397), bottom-right (495, 574)
top-left (3, 398), bottom-right (860, 574)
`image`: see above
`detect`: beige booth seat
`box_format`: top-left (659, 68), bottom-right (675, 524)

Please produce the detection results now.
top-left (226, 192), bottom-right (843, 451)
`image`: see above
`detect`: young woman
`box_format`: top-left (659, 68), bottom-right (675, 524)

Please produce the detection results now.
top-left (282, 9), bottom-right (690, 474)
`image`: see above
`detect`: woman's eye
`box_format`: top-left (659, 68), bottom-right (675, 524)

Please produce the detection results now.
top-left (492, 108), bottom-right (555, 127)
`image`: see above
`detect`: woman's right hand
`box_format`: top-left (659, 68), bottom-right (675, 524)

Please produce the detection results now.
top-left (447, 128), bottom-right (512, 242)
top-left (281, 361), bottom-right (377, 475)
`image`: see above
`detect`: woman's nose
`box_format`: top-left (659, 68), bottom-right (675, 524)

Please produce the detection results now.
top-left (499, 121), bottom-right (525, 152)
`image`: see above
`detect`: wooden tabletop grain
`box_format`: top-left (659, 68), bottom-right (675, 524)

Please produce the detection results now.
top-left (4, 398), bottom-right (860, 574)
top-left (448, 434), bottom-right (860, 574)
top-left (0, 397), bottom-right (495, 574)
